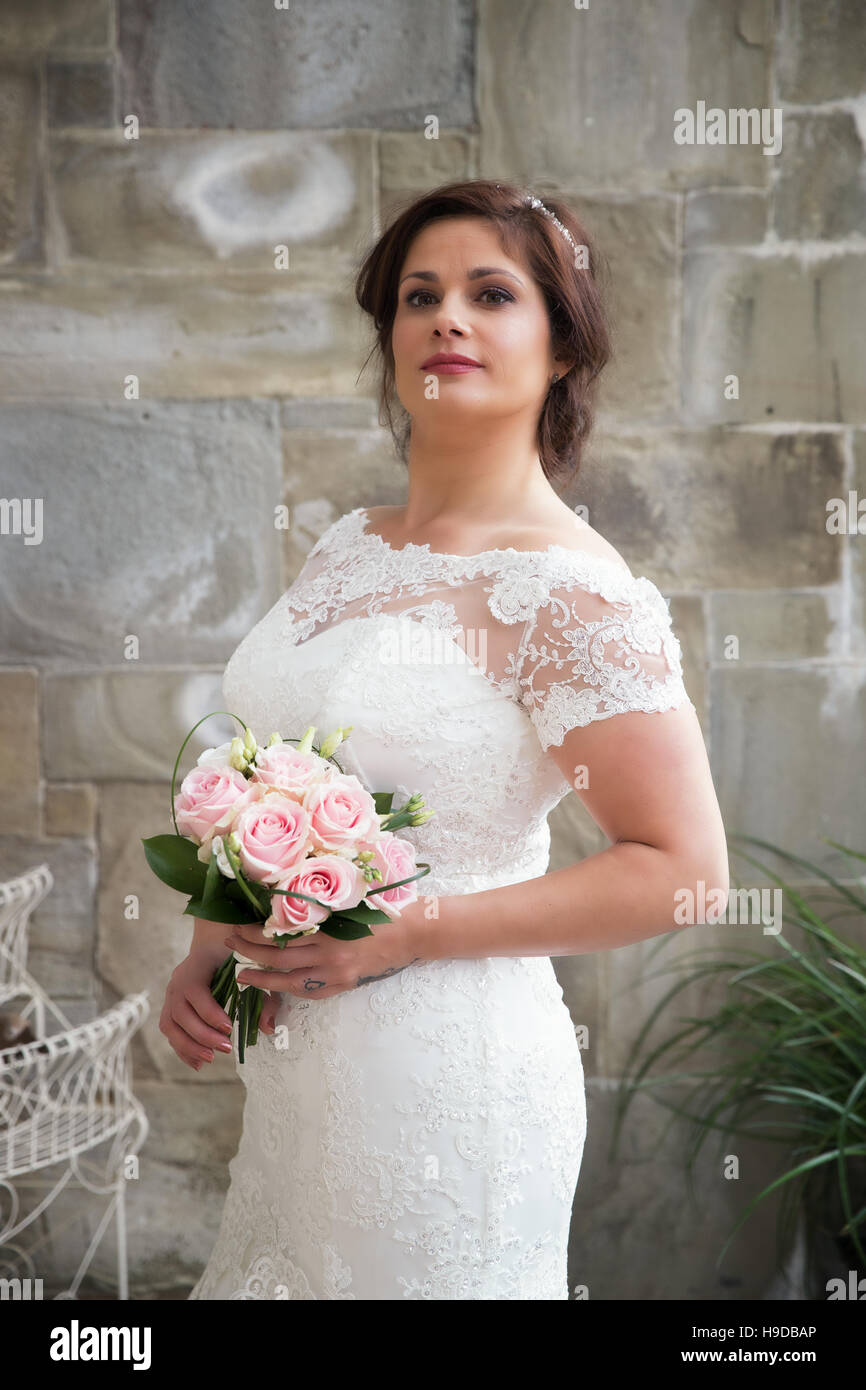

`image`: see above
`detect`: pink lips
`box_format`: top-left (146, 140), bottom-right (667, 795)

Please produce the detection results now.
top-left (421, 354), bottom-right (483, 375)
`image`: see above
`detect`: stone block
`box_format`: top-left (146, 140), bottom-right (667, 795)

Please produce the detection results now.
top-left (851, 432), bottom-right (866, 659)
top-left (50, 130), bottom-right (375, 271)
top-left (44, 782), bottom-right (97, 838)
top-left (0, 62), bottom-right (43, 266)
top-left (574, 195), bottom-right (679, 425)
top-left (43, 671), bottom-right (227, 781)
top-left (777, 0), bottom-right (866, 102)
top-left (0, 670), bottom-right (39, 835)
top-left (685, 189), bottom-right (768, 249)
top-left (46, 58), bottom-right (114, 128)
top-left (709, 665), bottom-right (866, 874)
top-left (682, 250), bottom-right (866, 424)
top-left (0, 400), bottom-right (282, 665)
top-left (480, 0), bottom-right (773, 192)
top-left (0, 835), bottom-right (97, 998)
top-left (117, 0), bottom-right (475, 130)
top-left (708, 591), bottom-right (837, 662)
top-left (280, 428), bottom-right (405, 575)
top-left (0, 279), bottom-right (368, 401)
top-left (379, 132), bottom-right (475, 195)
top-left (773, 110), bottom-right (866, 242)
top-left (576, 431), bottom-right (845, 591)
top-left (279, 397), bottom-right (379, 432)
top-left (0, 1), bottom-right (111, 54)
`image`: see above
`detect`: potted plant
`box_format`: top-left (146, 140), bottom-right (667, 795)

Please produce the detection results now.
top-left (610, 833), bottom-right (866, 1300)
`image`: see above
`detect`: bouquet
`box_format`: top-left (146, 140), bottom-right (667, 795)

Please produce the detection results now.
top-left (142, 711), bottom-right (434, 1060)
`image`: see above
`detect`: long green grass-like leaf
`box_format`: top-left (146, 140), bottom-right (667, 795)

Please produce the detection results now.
top-left (715, 1145), bottom-right (866, 1269)
top-left (169, 709), bottom-right (250, 836)
top-left (730, 832), bottom-right (866, 917)
top-left (611, 833), bottom-right (866, 1283)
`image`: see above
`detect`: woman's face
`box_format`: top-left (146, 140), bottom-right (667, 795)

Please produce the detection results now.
top-left (391, 216), bottom-right (563, 431)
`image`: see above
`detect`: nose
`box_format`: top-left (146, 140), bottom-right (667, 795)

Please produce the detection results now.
top-left (430, 292), bottom-right (470, 336)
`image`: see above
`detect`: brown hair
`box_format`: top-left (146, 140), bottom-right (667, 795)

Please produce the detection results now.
top-left (354, 178), bottom-right (613, 488)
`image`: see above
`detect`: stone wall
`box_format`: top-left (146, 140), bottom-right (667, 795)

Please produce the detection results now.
top-left (0, 0), bottom-right (864, 1299)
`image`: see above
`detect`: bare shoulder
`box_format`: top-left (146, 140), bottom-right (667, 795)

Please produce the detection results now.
top-left (362, 504), bottom-right (631, 574)
top-left (362, 505), bottom-right (399, 524)
top-left (513, 516), bottom-right (632, 575)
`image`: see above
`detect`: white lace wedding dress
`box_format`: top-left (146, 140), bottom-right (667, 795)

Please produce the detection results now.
top-left (188, 506), bottom-right (694, 1300)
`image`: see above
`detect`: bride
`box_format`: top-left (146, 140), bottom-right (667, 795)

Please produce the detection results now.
top-left (161, 179), bottom-right (730, 1299)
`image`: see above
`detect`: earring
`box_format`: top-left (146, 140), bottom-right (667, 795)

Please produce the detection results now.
top-left (551, 373), bottom-right (559, 383)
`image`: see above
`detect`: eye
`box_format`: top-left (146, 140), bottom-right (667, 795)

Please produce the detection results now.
top-left (404, 285), bottom-right (515, 307)
top-left (479, 285), bottom-right (514, 305)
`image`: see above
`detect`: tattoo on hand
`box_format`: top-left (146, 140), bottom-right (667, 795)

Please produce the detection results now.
top-left (355, 957), bottom-right (422, 988)
top-left (303, 978), bottom-right (327, 991)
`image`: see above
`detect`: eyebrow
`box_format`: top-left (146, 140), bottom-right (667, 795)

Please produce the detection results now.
top-left (399, 265), bottom-right (525, 288)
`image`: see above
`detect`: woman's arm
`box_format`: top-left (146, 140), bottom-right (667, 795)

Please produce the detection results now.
top-left (190, 915), bottom-right (234, 967)
top-left (408, 702), bottom-right (730, 961)
top-left (411, 840), bottom-right (722, 960)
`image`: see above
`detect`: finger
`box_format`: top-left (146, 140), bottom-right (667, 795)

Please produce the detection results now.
top-left (172, 993), bottom-right (235, 1053)
top-left (187, 979), bottom-right (234, 1036)
top-left (224, 936), bottom-right (321, 967)
top-left (231, 922), bottom-right (270, 945)
top-left (258, 996), bottom-right (281, 1033)
top-left (237, 968), bottom-right (339, 998)
top-left (161, 1015), bottom-right (218, 1068)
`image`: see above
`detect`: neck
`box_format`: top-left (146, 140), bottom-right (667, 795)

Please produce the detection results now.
top-left (401, 421), bottom-right (559, 529)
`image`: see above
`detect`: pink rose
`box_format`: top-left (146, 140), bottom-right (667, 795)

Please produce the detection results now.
top-left (231, 793), bottom-right (312, 885)
top-left (302, 774), bottom-right (381, 855)
top-left (365, 831), bottom-right (419, 920)
top-left (266, 854), bottom-right (367, 936)
top-left (174, 764), bottom-right (256, 847)
top-left (251, 743), bottom-right (335, 800)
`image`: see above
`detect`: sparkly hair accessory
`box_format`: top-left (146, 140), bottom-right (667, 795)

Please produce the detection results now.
top-left (522, 194), bottom-right (579, 258)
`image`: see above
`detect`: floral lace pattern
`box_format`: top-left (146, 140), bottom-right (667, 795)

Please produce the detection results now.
top-left (280, 509), bottom-right (694, 751)
top-left (187, 506), bottom-right (693, 1300)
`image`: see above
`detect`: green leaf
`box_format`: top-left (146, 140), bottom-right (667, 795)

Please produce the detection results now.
top-left (319, 916), bottom-right (375, 941)
top-left (142, 834), bottom-right (208, 896)
top-left (372, 790), bottom-right (394, 815)
top-left (269, 884), bottom-right (330, 907)
top-left (222, 876), bottom-right (270, 914)
top-left (334, 902), bottom-right (393, 926)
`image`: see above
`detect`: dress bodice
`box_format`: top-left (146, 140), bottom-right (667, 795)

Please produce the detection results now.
top-left (220, 507), bottom-right (695, 898)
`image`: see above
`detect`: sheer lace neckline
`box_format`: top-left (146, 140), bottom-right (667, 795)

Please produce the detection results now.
top-left (353, 506), bottom-right (631, 573)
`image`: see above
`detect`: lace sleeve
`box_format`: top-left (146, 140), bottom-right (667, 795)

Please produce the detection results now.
top-left (516, 573), bottom-right (695, 751)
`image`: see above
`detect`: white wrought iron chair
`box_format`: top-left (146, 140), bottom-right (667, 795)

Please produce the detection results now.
top-left (0, 862), bottom-right (71, 1038)
top-left (0, 863), bottom-right (150, 1300)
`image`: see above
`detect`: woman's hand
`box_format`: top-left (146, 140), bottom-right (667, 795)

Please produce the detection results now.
top-left (225, 900), bottom-right (430, 1028)
top-left (160, 950), bottom-right (235, 1071)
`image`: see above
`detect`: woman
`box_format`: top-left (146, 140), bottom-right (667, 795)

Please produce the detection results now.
top-left (163, 179), bottom-right (729, 1299)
